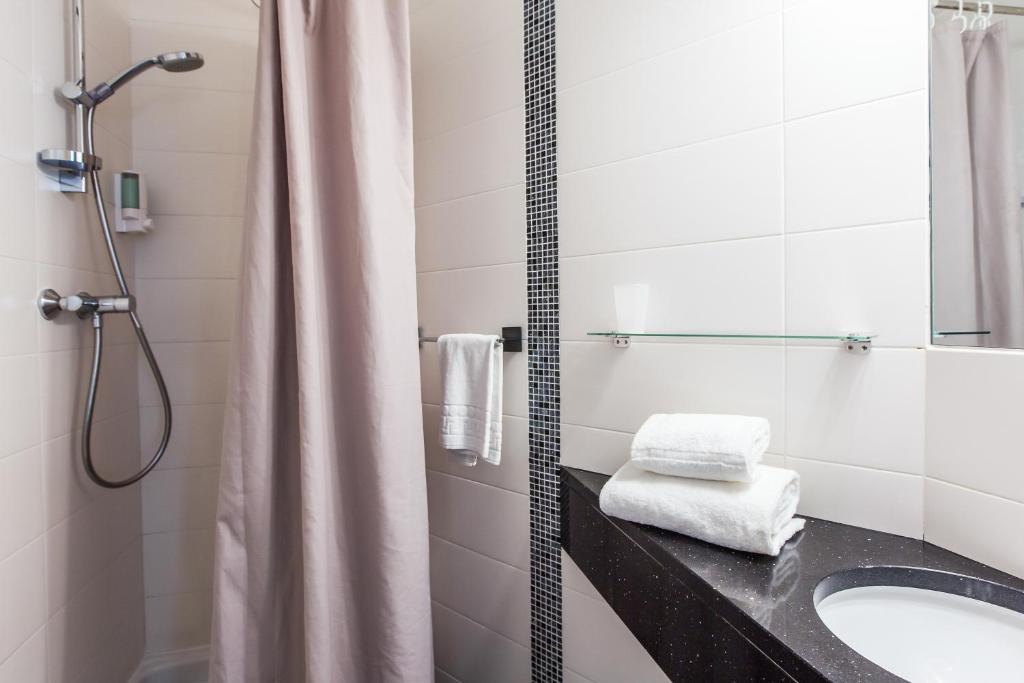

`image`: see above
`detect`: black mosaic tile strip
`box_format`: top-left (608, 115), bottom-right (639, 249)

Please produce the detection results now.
top-left (524, 0), bottom-right (560, 680)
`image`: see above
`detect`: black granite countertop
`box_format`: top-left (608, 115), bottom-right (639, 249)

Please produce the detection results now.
top-left (562, 466), bottom-right (1024, 682)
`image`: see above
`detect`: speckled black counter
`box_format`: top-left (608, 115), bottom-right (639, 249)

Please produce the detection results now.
top-left (561, 466), bottom-right (1024, 682)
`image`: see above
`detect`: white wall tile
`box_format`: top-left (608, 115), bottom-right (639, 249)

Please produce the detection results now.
top-left (134, 151), bottom-right (248, 217)
top-left (561, 342), bottom-right (786, 451)
top-left (133, 216), bottom-right (243, 280)
top-left (141, 466), bottom-right (221, 534)
top-left (141, 403), bottom-right (225, 471)
top-left (130, 22), bottom-right (257, 92)
top-left (431, 602), bottom-right (531, 683)
top-left (423, 405), bottom-right (528, 495)
top-left (0, 447), bottom-right (43, 561)
top-left (785, 92), bottom-right (929, 232)
top-left (413, 107), bottom-right (524, 206)
top-left (132, 85), bottom-right (254, 154)
top-left (560, 127), bottom-right (783, 257)
top-left (413, 29), bottom-right (522, 141)
top-left (411, 0), bottom-right (521, 77)
top-left (0, 157), bottom-right (35, 260)
top-left (925, 478), bottom-right (1024, 579)
top-left (560, 236), bottom-right (784, 340)
top-left (0, 59), bottom-right (33, 165)
top-left (134, 278), bottom-right (237, 343)
top-left (0, 256), bottom-right (38, 357)
top-left (416, 263), bottom-right (526, 336)
top-left (561, 551), bottom-right (603, 601)
top-left (129, 0), bottom-right (259, 31)
top-left (0, 355), bottom-right (40, 459)
top-left (415, 185), bottom-right (525, 272)
top-left (0, 629), bottom-right (45, 683)
top-left (430, 536), bottom-right (530, 647)
top-left (139, 341), bottom-right (231, 407)
top-left (783, 0), bottom-right (927, 119)
top-left (785, 221), bottom-right (930, 347)
top-left (786, 348), bottom-right (925, 473)
top-left (426, 472), bottom-right (529, 571)
top-left (563, 588), bottom-right (671, 683)
top-left (790, 456), bottom-right (923, 538)
top-left (926, 348), bottom-right (1024, 503)
top-left (0, 539), bottom-right (46, 663)
top-left (0, 0), bottom-right (32, 76)
top-left (557, 0), bottom-right (780, 89)
top-left (144, 590), bottom-right (212, 653)
top-left (143, 528), bottom-right (215, 597)
top-left (558, 14), bottom-right (782, 173)
top-left (560, 424), bottom-right (633, 478)
top-left (434, 668), bottom-right (459, 683)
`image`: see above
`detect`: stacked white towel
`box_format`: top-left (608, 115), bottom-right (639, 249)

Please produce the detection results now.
top-left (599, 413), bottom-right (803, 556)
top-left (438, 334), bottom-right (503, 466)
top-left (631, 413), bottom-right (769, 482)
top-left (600, 462), bottom-right (805, 556)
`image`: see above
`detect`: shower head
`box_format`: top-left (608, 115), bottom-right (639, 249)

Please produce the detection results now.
top-left (62, 51), bottom-right (205, 107)
top-left (156, 51), bottom-right (205, 73)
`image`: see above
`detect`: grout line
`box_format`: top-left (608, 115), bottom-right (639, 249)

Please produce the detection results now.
top-left (415, 180), bottom-right (525, 211)
top-left (559, 232), bottom-right (782, 261)
top-left (924, 476), bottom-right (1024, 508)
top-left (786, 454), bottom-right (922, 479)
top-left (431, 600), bottom-right (530, 653)
top-left (430, 534), bottom-right (528, 576)
top-left (427, 468), bottom-right (528, 501)
top-left (417, 260), bottom-right (526, 275)
top-left (128, 17), bottom-right (259, 35)
top-left (412, 104), bottom-right (523, 147)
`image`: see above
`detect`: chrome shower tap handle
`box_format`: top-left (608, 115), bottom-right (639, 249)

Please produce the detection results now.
top-left (37, 289), bottom-right (135, 320)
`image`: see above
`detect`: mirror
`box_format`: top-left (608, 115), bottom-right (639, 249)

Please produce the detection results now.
top-left (931, 0), bottom-right (1024, 348)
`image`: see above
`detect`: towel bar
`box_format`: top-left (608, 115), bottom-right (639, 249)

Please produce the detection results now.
top-left (418, 326), bottom-right (523, 352)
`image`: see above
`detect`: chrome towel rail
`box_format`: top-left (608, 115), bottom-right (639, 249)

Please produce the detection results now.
top-left (418, 326), bottom-right (523, 352)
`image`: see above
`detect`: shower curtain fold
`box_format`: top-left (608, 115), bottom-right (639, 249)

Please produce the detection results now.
top-left (209, 1), bottom-right (433, 681)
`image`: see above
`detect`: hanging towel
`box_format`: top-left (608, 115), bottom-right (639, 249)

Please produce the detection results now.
top-left (438, 334), bottom-right (503, 466)
top-left (630, 413), bottom-right (769, 482)
top-left (599, 462), bottom-right (804, 556)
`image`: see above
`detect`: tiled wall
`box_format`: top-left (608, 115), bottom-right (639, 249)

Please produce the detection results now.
top-left (0, 0), bottom-right (146, 680)
top-left (558, 0), bottom-right (930, 536)
top-left (410, 1), bottom-right (533, 681)
top-left (128, 0), bottom-right (257, 656)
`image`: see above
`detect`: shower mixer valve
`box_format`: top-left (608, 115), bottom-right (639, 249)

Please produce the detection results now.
top-left (37, 288), bottom-right (135, 321)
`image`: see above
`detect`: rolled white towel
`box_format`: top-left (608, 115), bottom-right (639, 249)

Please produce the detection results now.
top-left (598, 461), bottom-right (805, 556)
top-left (631, 413), bottom-right (769, 482)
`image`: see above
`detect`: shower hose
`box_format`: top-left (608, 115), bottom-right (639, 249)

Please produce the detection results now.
top-left (80, 106), bottom-right (172, 488)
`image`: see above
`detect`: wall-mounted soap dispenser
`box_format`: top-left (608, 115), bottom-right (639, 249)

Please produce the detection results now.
top-left (113, 171), bottom-right (153, 233)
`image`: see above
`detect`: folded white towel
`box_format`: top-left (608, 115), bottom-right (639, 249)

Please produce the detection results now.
top-left (598, 461), bottom-right (805, 556)
top-left (631, 413), bottom-right (770, 482)
top-left (438, 334), bottom-right (503, 466)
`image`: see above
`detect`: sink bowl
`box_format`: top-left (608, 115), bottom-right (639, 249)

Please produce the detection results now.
top-left (815, 568), bottom-right (1024, 682)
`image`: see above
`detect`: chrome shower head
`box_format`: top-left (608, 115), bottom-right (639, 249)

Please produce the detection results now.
top-left (62, 51), bottom-right (205, 107)
top-left (156, 51), bottom-right (205, 73)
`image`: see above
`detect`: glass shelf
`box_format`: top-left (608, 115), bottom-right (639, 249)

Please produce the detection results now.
top-left (932, 331), bottom-right (991, 337)
top-left (586, 331), bottom-right (874, 353)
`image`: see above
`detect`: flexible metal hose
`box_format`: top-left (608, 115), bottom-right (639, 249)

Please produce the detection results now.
top-left (81, 107), bottom-right (172, 488)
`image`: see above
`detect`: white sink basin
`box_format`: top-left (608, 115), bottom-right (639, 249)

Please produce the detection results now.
top-left (816, 584), bottom-right (1024, 682)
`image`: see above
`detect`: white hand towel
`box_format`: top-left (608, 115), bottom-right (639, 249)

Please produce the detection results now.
top-left (630, 413), bottom-right (770, 482)
top-left (438, 334), bottom-right (503, 466)
top-left (598, 461), bottom-right (805, 556)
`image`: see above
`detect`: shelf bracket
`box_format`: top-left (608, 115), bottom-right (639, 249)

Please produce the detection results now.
top-left (842, 337), bottom-right (871, 354)
top-left (612, 335), bottom-right (631, 348)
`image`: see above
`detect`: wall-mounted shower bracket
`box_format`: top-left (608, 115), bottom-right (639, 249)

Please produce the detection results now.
top-left (38, 288), bottom-right (134, 321)
top-left (38, 149), bottom-right (103, 192)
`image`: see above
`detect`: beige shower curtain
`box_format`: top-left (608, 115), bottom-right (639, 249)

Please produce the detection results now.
top-left (932, 21), bottom-right (1024, 348)
top-left (209, 1), bottom-right (433, 681)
